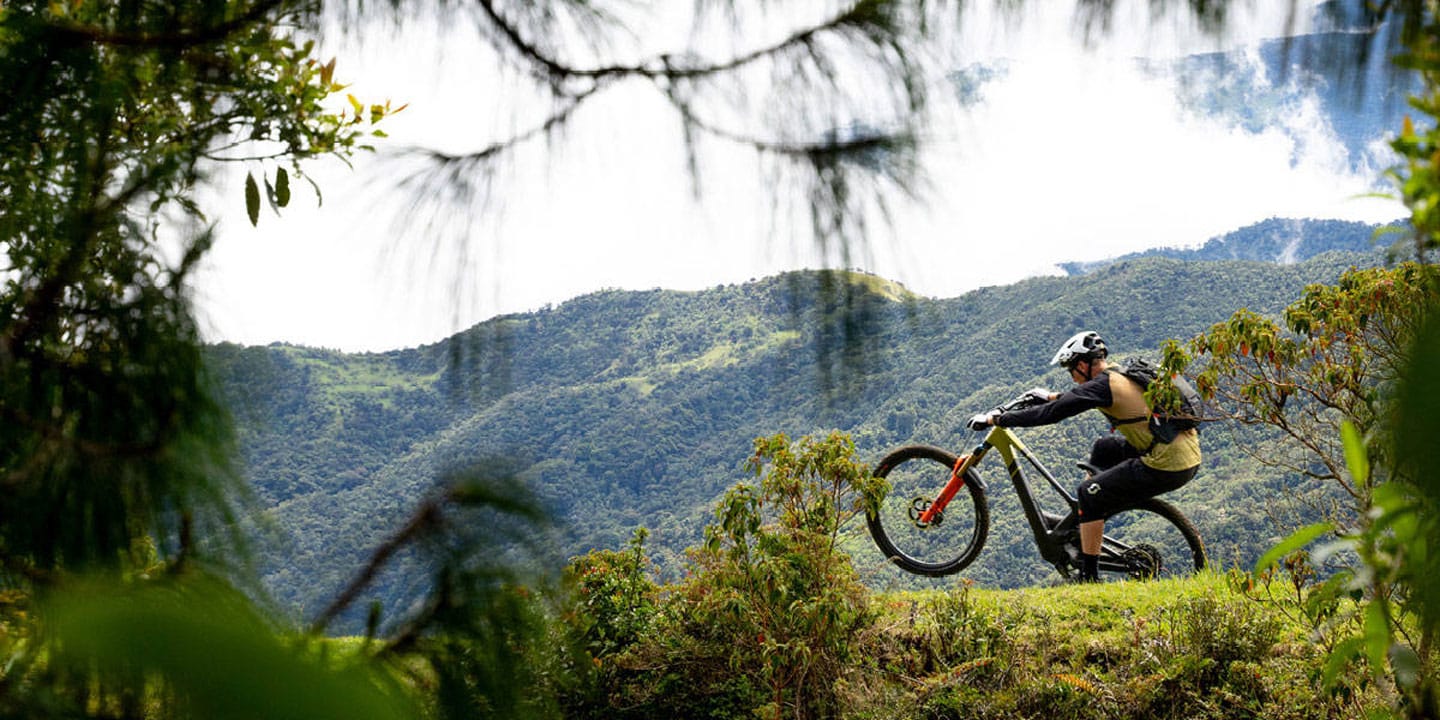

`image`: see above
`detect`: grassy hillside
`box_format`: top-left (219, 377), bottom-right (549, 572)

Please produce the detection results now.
top-left (660, 573), bottom-right (1361, 719)
top-left (558, 504), bottom-right (1378, 719)
top-left (210, 224), bottom-right (1387, 628)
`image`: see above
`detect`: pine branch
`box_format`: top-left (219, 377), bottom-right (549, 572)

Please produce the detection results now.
top-left (309, 498), bottom-right (444, 635)
top-left (476, 0), bottom-right (914, 91)
top-left (42, 0), bottom-right (296, 50)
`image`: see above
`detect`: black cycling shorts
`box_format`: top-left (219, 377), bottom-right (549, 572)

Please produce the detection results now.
top-left (1076, 436), bottom-right (1197, 520)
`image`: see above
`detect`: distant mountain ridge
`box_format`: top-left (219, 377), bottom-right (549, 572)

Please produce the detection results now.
top-left (1057, 217), bottom-right (1401, 276)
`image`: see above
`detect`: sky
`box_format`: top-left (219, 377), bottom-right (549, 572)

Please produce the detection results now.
top-left (193, 1), bottom-right (1408, 353)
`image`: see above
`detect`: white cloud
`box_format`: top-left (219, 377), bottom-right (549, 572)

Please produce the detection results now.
top-left (871, 47), bottom-right (1400, 301)
top-left (193, 2), bottom-right (1407, 352)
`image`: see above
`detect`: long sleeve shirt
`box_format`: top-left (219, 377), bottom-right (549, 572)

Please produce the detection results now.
top-left (995, 374), bottom-right (1111, 428)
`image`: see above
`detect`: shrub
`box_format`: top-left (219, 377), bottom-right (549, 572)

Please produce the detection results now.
top-left (565, 528), bottom-right (658, 660)
top-left (671, 431), bottom-right (884, 719)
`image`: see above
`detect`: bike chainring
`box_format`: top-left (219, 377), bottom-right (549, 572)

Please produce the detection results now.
top-left (1121, 543), bottom-right (1163, 580)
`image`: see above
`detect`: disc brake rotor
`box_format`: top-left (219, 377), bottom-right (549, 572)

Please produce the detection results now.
top-left (908, 496), bottom-right (941, 528)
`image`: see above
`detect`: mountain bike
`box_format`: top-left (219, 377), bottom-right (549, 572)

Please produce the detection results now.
top-left (866, 393), bottom-right (1206, 581)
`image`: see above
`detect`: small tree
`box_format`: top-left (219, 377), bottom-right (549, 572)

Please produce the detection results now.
top-left (675, 431), bottom-right (883, 720)
top-left (1158, 263), bottom-right (1440, 519)
top-left (1220, 7), bottom-right (1440, 715)
top-left (558, 528), bottom-right (660, 719)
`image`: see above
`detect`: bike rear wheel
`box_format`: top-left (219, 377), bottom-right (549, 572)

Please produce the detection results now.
top-left (867, 445), bottom-right (989, 577)
top-left (1096, 497), bottom-right (1206, 580)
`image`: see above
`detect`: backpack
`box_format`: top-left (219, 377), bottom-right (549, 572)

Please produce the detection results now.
top-left (1112, 356), bottom-right (1206, 446)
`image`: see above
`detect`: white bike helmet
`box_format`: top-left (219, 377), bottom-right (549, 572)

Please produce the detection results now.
top-left (1051, 331), bottom-right (1108, 368)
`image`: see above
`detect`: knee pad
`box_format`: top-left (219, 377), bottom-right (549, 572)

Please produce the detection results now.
top-left (1076, 478), bottom-right (1105, 516)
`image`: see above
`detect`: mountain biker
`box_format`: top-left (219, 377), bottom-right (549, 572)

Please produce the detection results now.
top-left (966, 331), bottom-right (1201, 582)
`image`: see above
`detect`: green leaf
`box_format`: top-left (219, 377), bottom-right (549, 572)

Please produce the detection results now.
top-left (48, 577), bottom-right (416, 720)
top-left (1341, 420), bottom-right (1369, 488)
top-left (1322, 636), bottom-right (1365, 690)
top-left (276, 167), bottom-right (291, 207)
top-left (303, 172), bottom-right (324, 207)
top-left (1255, 521), bottom-right (1333, 575)
top-left (1364, 601), bottom-right (1391, 677)
top-left (1391, 643), bottom-right (1422, 690)
top-left (1370, 481), bottom-right (1414, 512)
top-left (1398, 308), bottom-right (1440, 498)
top-left (244, 171), bottom-right (260, 226)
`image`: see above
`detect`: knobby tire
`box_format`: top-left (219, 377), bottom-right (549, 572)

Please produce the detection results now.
top-left (867, 445), bottom-right (990, 577)
top-left (1096, 497), bottom-right (1206, 580)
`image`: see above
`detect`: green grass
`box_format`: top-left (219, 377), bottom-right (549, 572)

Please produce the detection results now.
top-left (846, 271), bottom-right (919, 303)
top-left (854, 572), bottom-right (1370, 720)
top-left (278, 347), bottom-right (440, 405)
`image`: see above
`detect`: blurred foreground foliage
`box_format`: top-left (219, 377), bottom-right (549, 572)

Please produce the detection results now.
top-left (1154, 5), bottom-right (1440, 717)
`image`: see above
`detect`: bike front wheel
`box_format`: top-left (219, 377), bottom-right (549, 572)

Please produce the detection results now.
top-left (867, 445), bottom-right (990, 577)
top-left (1096, 497), bottom-right (1206, 580)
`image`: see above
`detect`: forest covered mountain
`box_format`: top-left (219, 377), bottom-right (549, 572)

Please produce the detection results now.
top-left (1058, 217), bottom-right (1400, 275)
top-left (211, 218), bottom-right (1392, 628)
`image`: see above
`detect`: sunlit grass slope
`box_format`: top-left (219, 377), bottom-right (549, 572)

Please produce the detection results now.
top-left (860, 571), bottom-right (1362, 719)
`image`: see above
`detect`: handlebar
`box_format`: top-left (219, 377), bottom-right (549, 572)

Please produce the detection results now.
top-left (997, 392), bottom-right (1049, 414)
top-left (965, 391), bottom-right (1050, 434)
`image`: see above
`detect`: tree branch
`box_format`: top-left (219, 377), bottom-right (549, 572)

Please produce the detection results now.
top-left (309, 499), bottom-right (444, 635)
top-left (43, 0), bottom-right (295, 50)
top-left (476, 0), bottom-right (905, 91)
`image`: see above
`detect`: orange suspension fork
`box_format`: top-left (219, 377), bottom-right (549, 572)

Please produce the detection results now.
top-left (919, 454), bottom-right (970, 525)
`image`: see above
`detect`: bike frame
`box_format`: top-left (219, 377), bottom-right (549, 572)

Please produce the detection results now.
top-left (926, 426), bottom-right (1085, 571)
